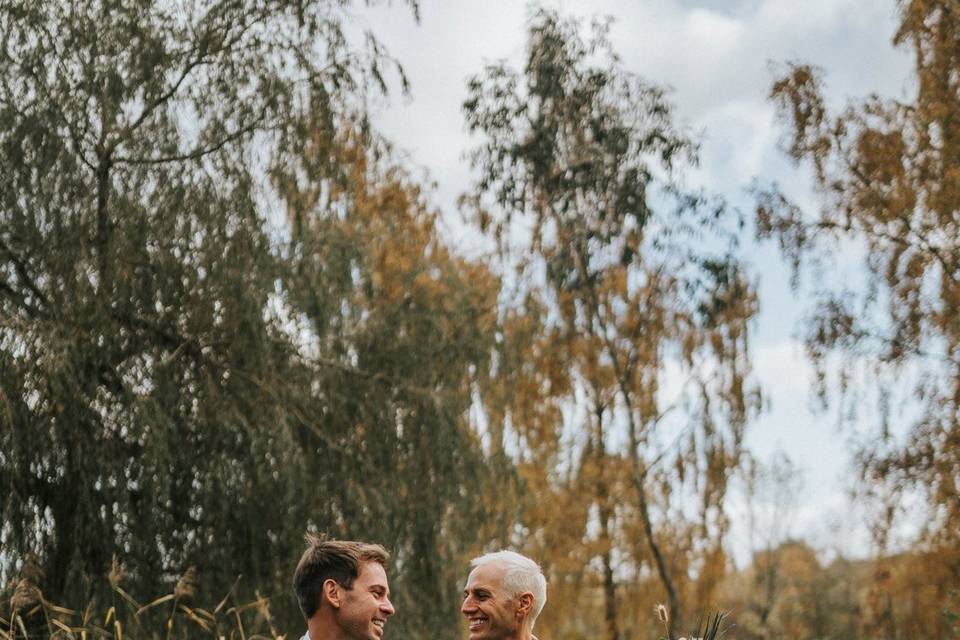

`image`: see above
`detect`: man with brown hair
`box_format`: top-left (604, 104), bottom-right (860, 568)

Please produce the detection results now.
top-left (292, 535), bottom-right (396, 640)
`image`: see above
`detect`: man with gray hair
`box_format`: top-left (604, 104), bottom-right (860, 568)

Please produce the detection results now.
top-left (461, 550), bottom-right (547, 640)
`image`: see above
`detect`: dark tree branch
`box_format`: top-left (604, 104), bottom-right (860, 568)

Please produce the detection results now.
top-left (0, 236), bottom-right (50, 313)
top-left (113, 117), bottom-right (266, 166)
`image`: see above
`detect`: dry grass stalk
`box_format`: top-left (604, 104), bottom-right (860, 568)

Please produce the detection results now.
top-left (1, 563), bottom-right (285, 640)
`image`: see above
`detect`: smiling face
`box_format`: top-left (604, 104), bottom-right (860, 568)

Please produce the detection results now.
top-left (461, 563), bottom-right (524, 640)
top-left (334, 561), bottom-right (395, 640)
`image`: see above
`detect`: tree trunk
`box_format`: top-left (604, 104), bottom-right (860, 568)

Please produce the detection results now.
top-left (572, 241), bottom-right (682, 637)
top-left (601, 521), bottom-right (620, 640)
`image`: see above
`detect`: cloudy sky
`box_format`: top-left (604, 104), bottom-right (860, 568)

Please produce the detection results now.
top-left (360, 0), bottom-right (915, 563)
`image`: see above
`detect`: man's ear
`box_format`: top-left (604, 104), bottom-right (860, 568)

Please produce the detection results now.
top-left (516, 592), bottom-right (534, 618)
top-left (323, 579), bottom-right (342, 609)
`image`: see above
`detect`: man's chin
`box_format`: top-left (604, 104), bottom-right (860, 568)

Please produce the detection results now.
top-left (357, 622), bottom-right (384, 640)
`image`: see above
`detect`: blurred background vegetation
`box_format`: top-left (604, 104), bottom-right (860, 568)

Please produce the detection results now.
top-left (1, 1), bottom-right (957, 638)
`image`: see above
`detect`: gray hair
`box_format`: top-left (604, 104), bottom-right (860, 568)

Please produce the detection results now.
top-left (470, 550), bottom-right (547, 626)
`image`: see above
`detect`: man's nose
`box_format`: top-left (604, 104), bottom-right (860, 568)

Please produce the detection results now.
top-left (461, 597), bottom-right (476, 615)
top-left (381, 598), bottom-right (396, 616)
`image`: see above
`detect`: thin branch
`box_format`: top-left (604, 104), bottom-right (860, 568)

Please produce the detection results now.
top-left (832, 134), bottom-right (958, 285)
top-left (115, 9), bottom-right (270, 147)
top-left (113, 117), bottom-right (265, 166)
top-left (117, 55), bottom-right (211, 145)
top-left (0, 278), bottom-right (48, 319)
top-left (22, 9), bottom-right (100, 170)
top-left (0, 237), bottom-right (50, 313)
top-left (10, 53), bottom-right (98, 173)
top-left (565, 227), bottom-right (682, 636)
top-left (831, 322), bottom-right (958, 366)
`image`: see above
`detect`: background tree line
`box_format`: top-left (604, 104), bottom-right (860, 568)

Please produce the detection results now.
top-left (1, 1), bottom-right (957, 638)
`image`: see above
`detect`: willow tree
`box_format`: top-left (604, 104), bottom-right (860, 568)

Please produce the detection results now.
top-left (272, 118), bottom-right (507, 638)
top-left (758, 2), bottom-right (960, 627)
top-left (0, 0), bottom-right (504, 627)
top-left (464, 9), bottom-right (759, 637)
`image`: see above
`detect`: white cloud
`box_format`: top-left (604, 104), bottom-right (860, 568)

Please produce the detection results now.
top-left (686, 7), bottom-right (745, 53)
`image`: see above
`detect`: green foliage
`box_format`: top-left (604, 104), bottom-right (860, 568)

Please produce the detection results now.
top-left (0, 2), bottom-right (501, 637)
top-left (945, 590), bottom-right (960, 638)
top-left (272, 124), bottom-right (507, 636)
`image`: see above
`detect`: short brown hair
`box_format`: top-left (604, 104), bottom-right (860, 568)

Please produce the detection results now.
top-left (292, 534), bottom-right (389, 619)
